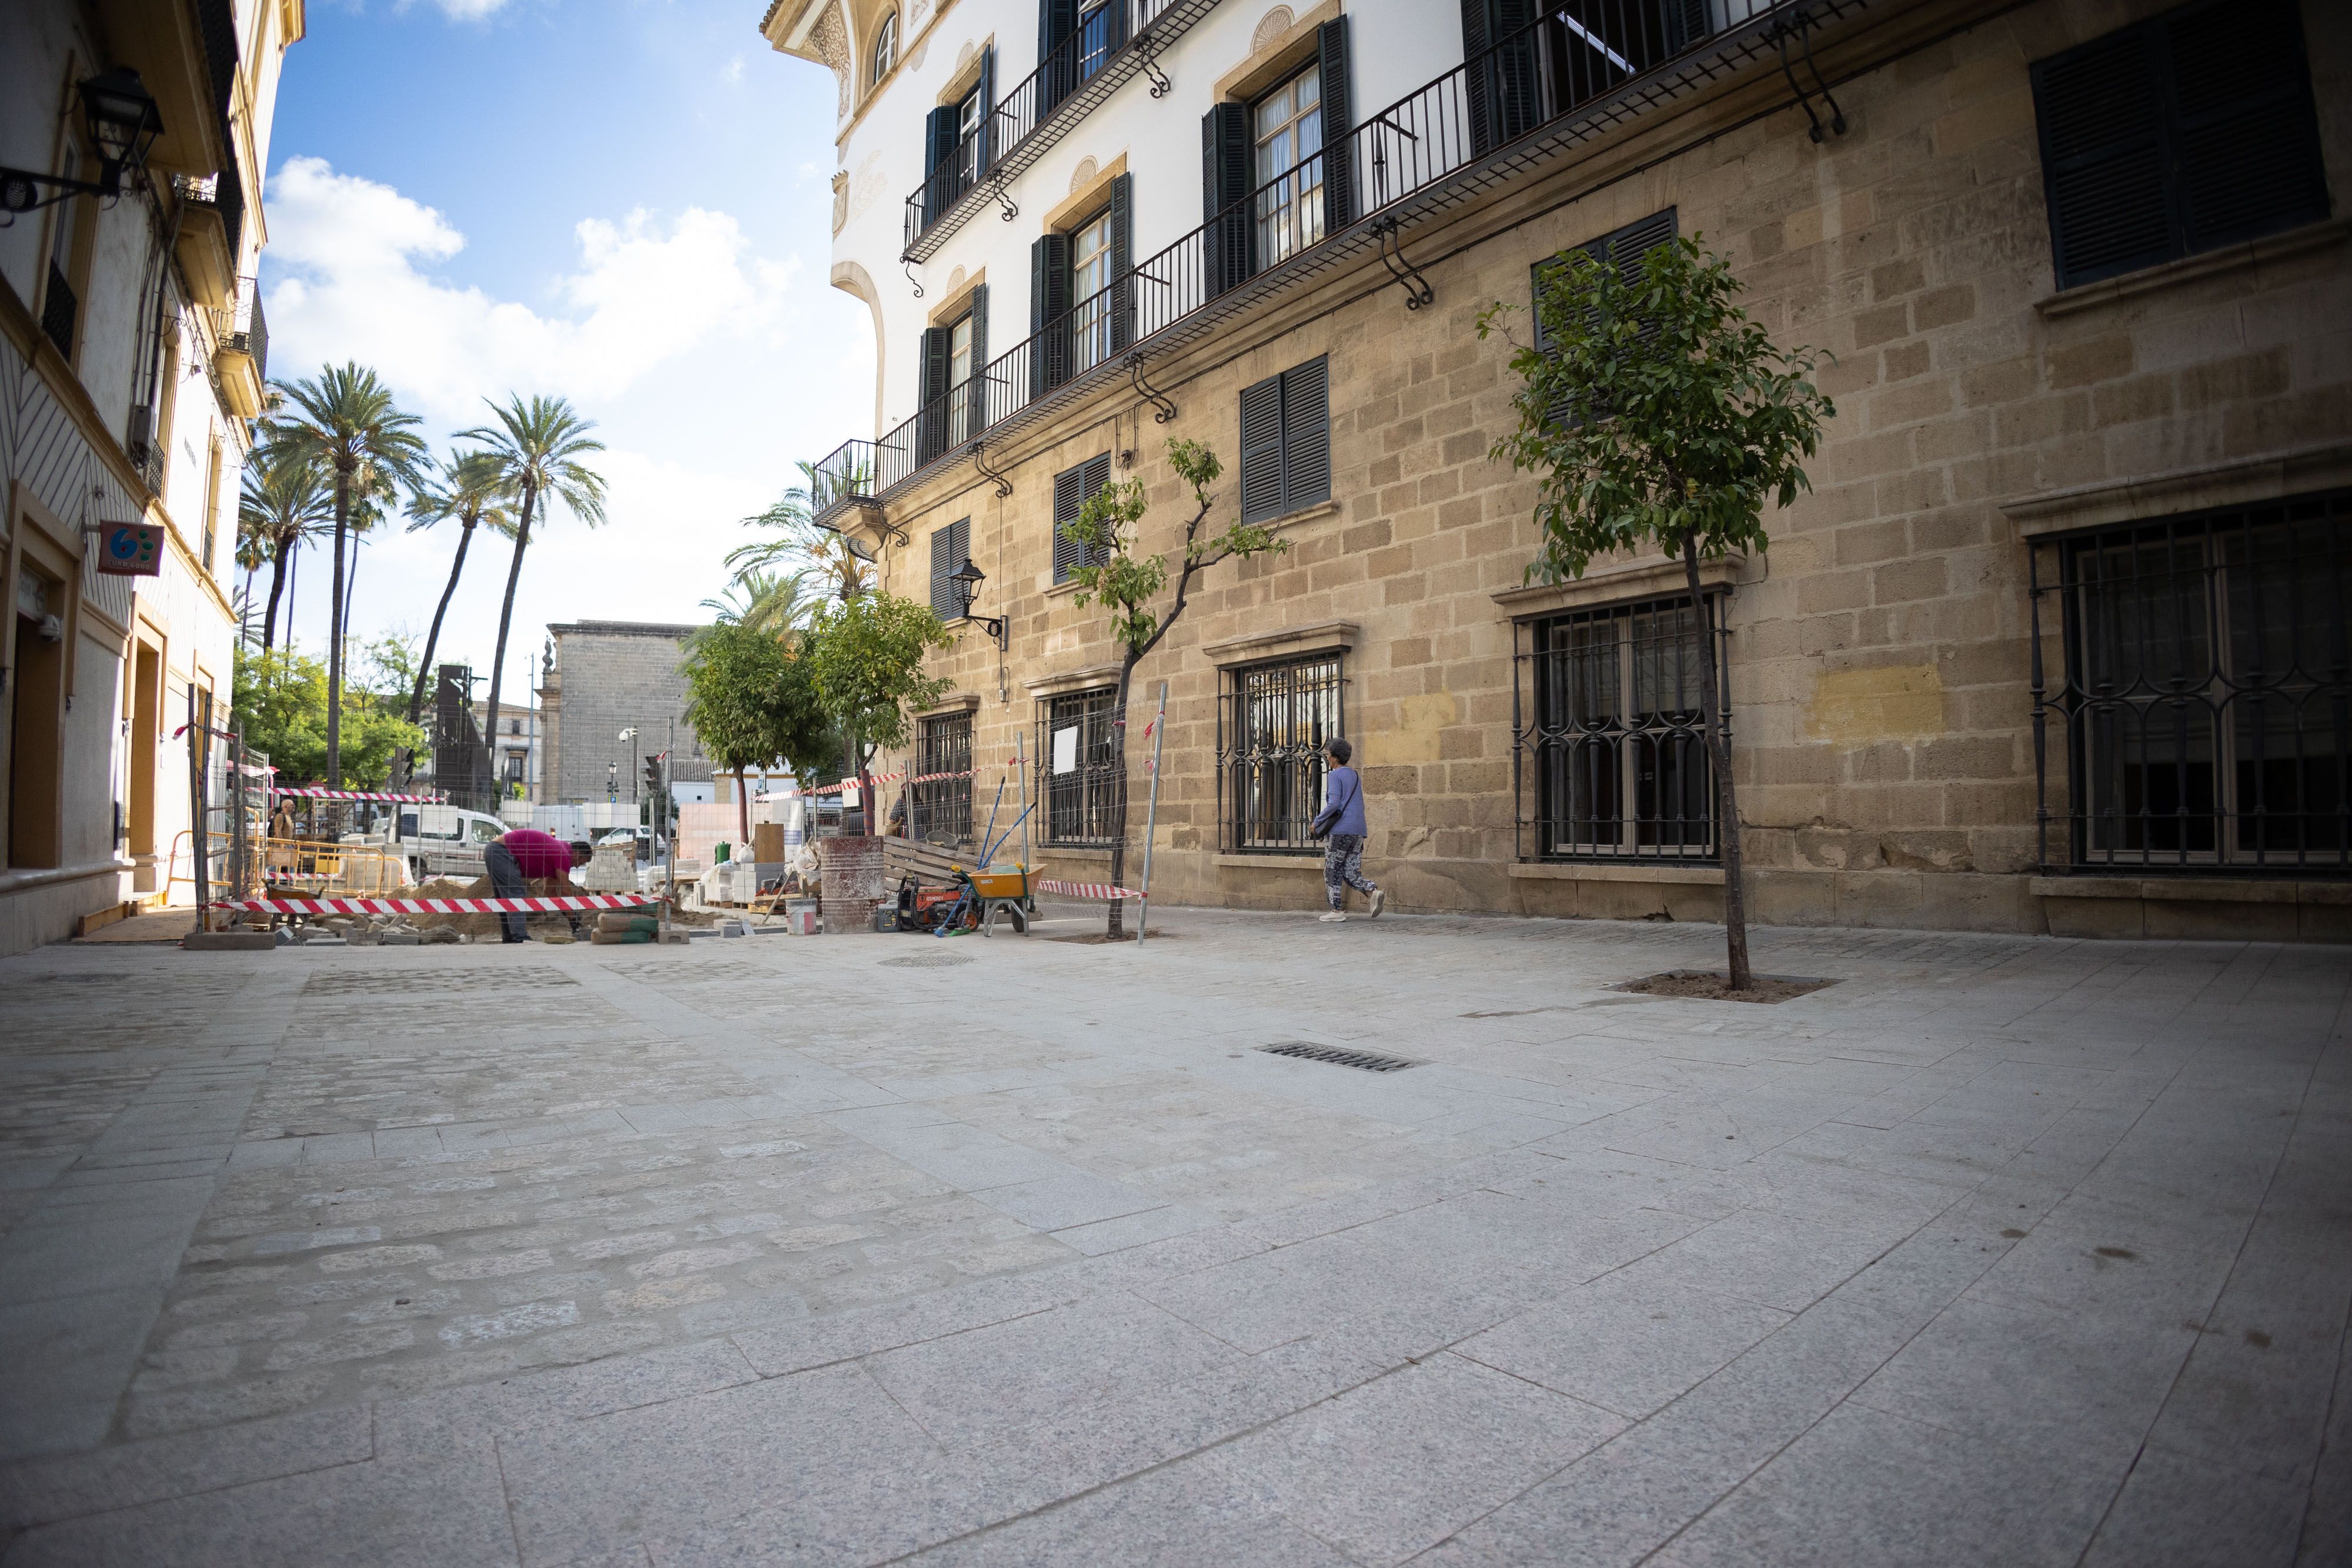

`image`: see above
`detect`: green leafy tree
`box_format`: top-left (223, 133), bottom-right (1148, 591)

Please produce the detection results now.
top-left (1063, 437), bottom-right (1289, 937)
top-left (801, 591), bottom-right (952, 824)
top-left (401, 450), bottom-right (516, 727)
top-left (238, 454), bottom-right (333, 653)
top-left (1479, 235), bottom-right (1835, 989)
top-left (232, 645), bottom-right (423, 789)
top-left (703, 568), bottom-right (821, 644)
top-left (460, 394), bottom-right (608, 753)
top-left (258, 365), bottom-right (427, 784)
top-left (681, 619), bottom-right (838, 845)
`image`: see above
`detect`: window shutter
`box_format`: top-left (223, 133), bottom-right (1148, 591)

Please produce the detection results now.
top-left (964, 284), bottom-right (990, 436)
top-left (974, 47), bottom-right (997, 177)
top-left (1532, 209), bottom-right (1677, 427)
top-left (2032, 30), bottom-right (2173, 290)
top-left (1108, 172), bottom-right (1135, 352)
top-left (951, 517), bottom-right (971, 609)
top-left (1052, 464), bottom-right (1085, 583)
top-left (1461, 0), bottom-right (1494, 156)
top-left (2166, 0), bottom-right (2328, 253)
top-left (1202, 102), bottom-right (1251, 296)
top-left (1660, 0), bottom-right (1712, 55)
top-left (1239, 373), bottom-right (1285, 524)
top-left (1039, 0), bottom-right (1078, 113)
top-left (1281, 358), bottom-right (1331, 512)
top-left (923, 106), bottom-right (960, 223)
top-left (930, 524), bottom-right (956, 618)
top-left (1103, 0), bottom-right (1130, 58)
top-left (1464, 0), bottom-right (1542, 156)
top-left (917, 326), bottom-right (953, 462)
top-left (1030, 232), bottom-right (1072, 398)
top-left (1318, 19), bottom-right (1354, 232)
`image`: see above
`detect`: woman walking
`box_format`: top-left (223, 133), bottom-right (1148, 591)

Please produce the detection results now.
top-left (1310, 737), bottom-right (1382, 923)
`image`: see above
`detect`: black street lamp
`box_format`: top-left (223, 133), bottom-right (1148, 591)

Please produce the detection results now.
top-left (949, 557), bottom-right (1008, 652)
top-left (1, 69), bottom-right (165, 218)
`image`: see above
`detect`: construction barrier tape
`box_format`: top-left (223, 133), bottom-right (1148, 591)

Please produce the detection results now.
top-left (272, 787), bottom-right (447, 803)
top-left (786, 760), bottom-right (1026, 798)
top-left (211, 895), bottom-right (660, 915)
top-left (1033, 880), bottom-right (1147, 901)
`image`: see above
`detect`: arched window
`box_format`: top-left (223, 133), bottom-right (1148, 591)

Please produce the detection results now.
top-left (871, 11), bottom-right (897, 86)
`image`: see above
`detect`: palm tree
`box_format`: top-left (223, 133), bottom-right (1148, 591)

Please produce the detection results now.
top-left (402, 450), bottom-right (515, 728)
top-left (460, 394), bottom-right (606, 752)
top-left (233, 500), bottom-right (272, 644)
top-left (336, 467), bottom-right (398, 671)
top-left (259, 365), bottom-right (426, 784)
top-left (727, 459), bottom-right (874, 604)
top-left (700, 568), bottom-right (818, 646)
top-left (238, 455), bottom-right (333, 654)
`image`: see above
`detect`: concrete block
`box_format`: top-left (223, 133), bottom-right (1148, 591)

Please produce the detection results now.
top-left (182, 931), bottom-right (275, 951)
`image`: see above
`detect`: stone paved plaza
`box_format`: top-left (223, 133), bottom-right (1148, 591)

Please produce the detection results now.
top-left (0, 910), bottom-right (2344, 1566)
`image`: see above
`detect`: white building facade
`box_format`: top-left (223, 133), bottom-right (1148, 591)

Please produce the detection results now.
top-left (1, 0), bottom-right (302, 953)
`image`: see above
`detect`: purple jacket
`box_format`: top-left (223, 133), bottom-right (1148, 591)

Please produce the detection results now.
top-left (1311, 765), bottom-right (1367, 839)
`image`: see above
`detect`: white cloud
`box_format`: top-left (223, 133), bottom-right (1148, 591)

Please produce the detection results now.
top-left (262, 156), bottom-right (795, 425)
top-left (722, 55), bottom-right (746, 86)
top-left (425, 0), bottom-right (513, 19)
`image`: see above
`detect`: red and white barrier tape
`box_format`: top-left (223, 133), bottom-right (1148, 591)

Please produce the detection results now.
top-left (1033, 880), bottom-right (1146, 901)
top-left (211, 894), bottom-right (659, 915)
top-left (271, 787), bottom-right (447, 803)
top-left (797, 760), bottom-right (1024, 797)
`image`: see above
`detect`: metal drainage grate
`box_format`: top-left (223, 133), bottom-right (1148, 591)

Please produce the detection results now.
top-left (879, 953), bottom-right (977, 969)
top-left (302, 967), bottom-right (579, 996)
top-left (1257, 1042), bottom-right (1418, 1074)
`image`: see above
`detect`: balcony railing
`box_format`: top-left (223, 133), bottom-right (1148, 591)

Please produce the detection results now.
top-left (901, 0), bottom-right (1208, 263)
top-left (215, 275), bottom-right (268, 381)
top-left (819, 0), bottom-right (1852, 526)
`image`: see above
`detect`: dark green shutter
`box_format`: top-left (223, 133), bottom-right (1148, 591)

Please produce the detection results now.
top-left (930, 524), bottom-right (956, 618)
top-left (1532, 209), bottom-right (1677, 427)
top-left (2166, 0), bottom-right (2327, 253)
top-left (917, 326), bottom-right (953, 462)
top-left (923, 106), bottom-right (960, 223)
top-left (1040, 0), bottom-right (1078, 113)
top-left (974, 47), bottom-right (997, 177)
top-left (1239, 374), bottom-right (1285, 524)
top-left (964, 285), bottom-right (990, 438)
top-left (1108, 172), bottom-right (1134, 352)
top-left (951, 517), bottom-right (971, 610)
top-left (1318, 19), bottom-right (1354, 232)
top-left (1080, 455), bottom-right (1112, 572)
top-left (1052, 464), bottom-right (1085, 583)
top-left (1202, 102), bottom-right (1251, 296)
top-left (1659, 0), bottom-right (1712, 56)
top-left (1464, 0), bottom-right (1541, 156)
top-left (2032, 29), bottom-right (2173, 288)
top-left (1281, 358), bottom-right (1330, 511)
top-left (1030, 232), bottom-right (1072, 397)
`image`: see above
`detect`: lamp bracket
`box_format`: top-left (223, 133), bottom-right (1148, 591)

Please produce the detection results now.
top-left (1127, 353), bottom-right (1178, 424)
top-left (0, 166), bottom-right (122, 224)
top-left (970, 440), bottom-right (1013, 499)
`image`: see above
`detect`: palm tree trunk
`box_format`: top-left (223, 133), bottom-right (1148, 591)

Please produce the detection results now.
top-left (407, 516), bottom-right (476, 726)
top-left (326, 463), bottom-right (352, 787)
top-left (1683, 534), bottom-right (1750, 989)
top-left (342, 534), bottom-right (362, 661)
top-left (262, 542), bottom-right (290, 653)
top-left (483, 482), bottom-right (537, 800)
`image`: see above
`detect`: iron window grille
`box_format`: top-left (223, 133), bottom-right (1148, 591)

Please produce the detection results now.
top-left (1218, 654), bottom-right (1344, 853)
top-left (821, 0), bottom-right (1853, 523)
top-left (2030, 0), bottom-right (2327, 293)
top-left (911, 710), bottom-right (974, 846)
top-left (1039, 688), bottom-right (1124, 845)
top-left (2029, 491), bottom-right (2352, 875)
top-left (1513, 594), bottom-right (1726, 862)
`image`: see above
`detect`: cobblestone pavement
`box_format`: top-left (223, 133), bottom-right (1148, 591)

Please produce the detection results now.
top-left (0, 911), bottom-right (2345, 1566)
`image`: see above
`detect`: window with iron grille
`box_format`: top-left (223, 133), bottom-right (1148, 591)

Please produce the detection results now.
top-left (928, 518), bottom-right (971, 620)
top-left (1052, 454), bottom-right (1114, 584)
top-left (1238, 358), bottom-right (1330, 525)
top-left (910, 709), bottom-right (974, 845)
top-left (1218, 653), bottom-right (1343, 852)
top-left (1513, 594), bottom-right (1724, 862)
top-left (1039, 687), bottom-right (1123, 845)
top-left (2030, 491), bottom-right (2352, 874)
top-left (2030, 0), bottom-right (2327, 293)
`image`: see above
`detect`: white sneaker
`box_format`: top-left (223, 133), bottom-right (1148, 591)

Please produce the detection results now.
top-left (1319, 911), bottom-right (1348, 922)
top-left (1368, 889), bottom-right (1385, 918)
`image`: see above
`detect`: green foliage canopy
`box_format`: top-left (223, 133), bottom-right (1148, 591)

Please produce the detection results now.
top-left (1063, 438), bottom-right (1287, 661)
top-left (681, 620), bottom-right (838, 783)
top-left (801, 591), bottom-right (952, 765)
top-left (232, 646), bottom-right (423, 789)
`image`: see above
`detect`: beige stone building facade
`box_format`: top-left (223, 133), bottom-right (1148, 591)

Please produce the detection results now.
top-left (765, 0), bottom-right (2351, 940)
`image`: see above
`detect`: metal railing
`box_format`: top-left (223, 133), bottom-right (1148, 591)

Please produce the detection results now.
top-left (2030, 490), bottom-right (2352, 874)
top-left (215, 275), bottom-right (267, 382)
top-left (1512, 594), bottom-right (1728, 863)
top-left (901, 0), bottom-right (1202, 263)
top-left (817, 0), bottom-right (1856, 527)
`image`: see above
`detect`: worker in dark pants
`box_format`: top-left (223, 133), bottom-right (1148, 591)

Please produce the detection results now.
top-left (486, 830), bottom-right (594, 943)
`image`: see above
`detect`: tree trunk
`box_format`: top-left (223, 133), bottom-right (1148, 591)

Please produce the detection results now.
top-left (407, 516), bottom-right (476, 726)
top-left (1104, 654), bottom-right (1141, 939)
top-left (1683, 535), bottom-right (1750, 989)
top-left (325, 462), bottom-right (352, 787)
top-left (261, 541), bottom-right (290, 653)
top-left (341, 534), bottom-right (362, 667)
top-left (483, 482), bottom-right (537, 800)
top-left (737, 767), bottom-right (751, 848)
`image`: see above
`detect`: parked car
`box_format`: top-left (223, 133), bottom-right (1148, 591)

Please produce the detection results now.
top-left (382, 805), bottom-right (511, 882)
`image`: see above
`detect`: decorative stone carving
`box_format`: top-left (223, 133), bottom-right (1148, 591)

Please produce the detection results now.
top-left (1069, 157), bottom-right (1098, 195)
top-left (946, 265), bottom-right (967, 293)
top-left (1252, 5), bottom-right (1295, 53)
top-left (808, 0), bottom-right (852, 117)
top-left (831, 170), bottom-right (849, 235)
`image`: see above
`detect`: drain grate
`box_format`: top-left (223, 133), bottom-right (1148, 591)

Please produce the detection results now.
top-left (879, 952), bottom-right (976, 969)
top-left (1258, 1041), bottom-right (1418, 1073)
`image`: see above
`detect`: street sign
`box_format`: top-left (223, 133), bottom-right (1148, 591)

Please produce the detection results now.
top-left (95, 521), bottom-right (163, 576)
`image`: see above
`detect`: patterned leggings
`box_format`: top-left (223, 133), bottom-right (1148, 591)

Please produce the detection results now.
top-left (1323, 833), bottom-right (1377, 909)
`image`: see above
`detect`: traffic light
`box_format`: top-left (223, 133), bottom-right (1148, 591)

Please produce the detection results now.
top-left (643, 754), bottom-right (664, 801)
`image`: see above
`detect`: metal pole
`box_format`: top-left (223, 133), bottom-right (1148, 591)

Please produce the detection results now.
top-left (1014, 727), bottom-right (1031, 872)
top-left (1134, 680), bottom-right (1168, 943)
top-left (188, 687), bottom-right (209, 930)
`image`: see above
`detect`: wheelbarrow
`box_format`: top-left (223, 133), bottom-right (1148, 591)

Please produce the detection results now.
top-left (954, 862), bottom-right (1031, 937)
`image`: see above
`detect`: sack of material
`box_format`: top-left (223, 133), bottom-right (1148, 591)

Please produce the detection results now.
top-left (589, 928), bottom-right (654, 945)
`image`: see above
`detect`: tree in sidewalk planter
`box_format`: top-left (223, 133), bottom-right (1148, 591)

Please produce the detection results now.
top-left (393, 450), bottom-right (516, 780)
top-left (1479, 234), bottom-right (1835, 991)
top-left (462, 394), bottom-right (607, 757)
top-left (681, 619), bottom-right (840, 848)
top-left (800, 592), bottom-right (953, 829)
top-left (1063, 437), bottom-right (1290, 939)
top-left (238, 453), bottom-right (333, 654)
top-left (258, 365), bottom-right (427, 785)
top-left (230, 644), bottom-right (423, 790)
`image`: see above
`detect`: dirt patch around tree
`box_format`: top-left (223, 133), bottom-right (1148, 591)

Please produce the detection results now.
top-left (1618, 969), bottom-right (1837, 1004)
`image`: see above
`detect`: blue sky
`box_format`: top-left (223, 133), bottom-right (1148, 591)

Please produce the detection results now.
top-left (261, 0), bottom-right (868, 699)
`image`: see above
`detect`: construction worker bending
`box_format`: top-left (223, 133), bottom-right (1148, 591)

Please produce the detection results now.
top-left (486, 829), bottom-right (594, 944)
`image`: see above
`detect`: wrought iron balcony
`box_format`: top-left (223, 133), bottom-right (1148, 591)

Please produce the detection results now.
top-left (213, 274), bottom-right (268, 418)
top-left (901, 0), bottom-right (1210, 265)
top-left (817, 0), bottom-right (1854, 530)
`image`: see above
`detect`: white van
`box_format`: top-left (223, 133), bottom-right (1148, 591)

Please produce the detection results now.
top-left (389, 805), bottom-right (511, 882)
